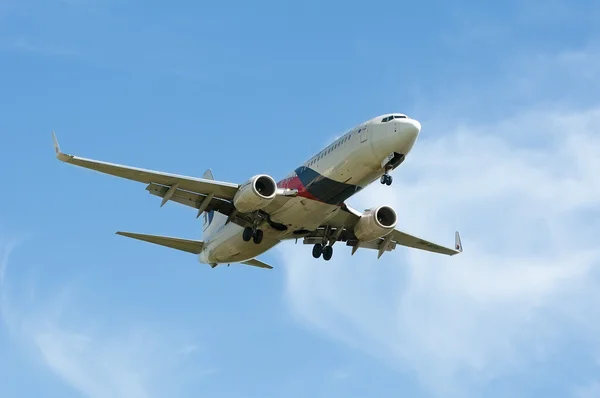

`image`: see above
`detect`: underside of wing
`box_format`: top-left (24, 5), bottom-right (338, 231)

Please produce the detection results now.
top-left (388, 229), bottom-right (462, 256)
top-left (53, 132), bottom-right (239, 200)
top-left (52, 132), bottom-right (297, 224)
top-left (146, 183), bottom-right (236, 216)
top-left (302, 204), bottom-right (462, 258)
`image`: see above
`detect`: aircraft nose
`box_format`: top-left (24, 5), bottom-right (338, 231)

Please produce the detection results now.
top-left (395, 118), bottom-right (421, 138)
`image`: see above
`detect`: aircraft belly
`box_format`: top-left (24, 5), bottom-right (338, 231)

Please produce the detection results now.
top-left (270, 196), bottom-right (340, 232)
top-left (204, 222), bottom-right (280, 264)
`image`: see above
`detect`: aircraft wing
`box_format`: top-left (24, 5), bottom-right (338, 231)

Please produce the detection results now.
top-left (303, 204), bottom-right (462, 258)
top-left (53, 132), bottom-right (239, 200)
top-left (386, 229), bottom-right (462, 256)
top-left (52, 132), bottom-right (295, 221)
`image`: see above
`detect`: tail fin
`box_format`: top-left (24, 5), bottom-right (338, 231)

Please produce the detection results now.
top-left (201, 169), bottom-right (228, 238)
top-left (202, 169), bottom-right (214, 180)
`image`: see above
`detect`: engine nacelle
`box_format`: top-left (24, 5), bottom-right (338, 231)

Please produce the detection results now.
top-left (233, 174), bottom-right (278, 213)
top-left (353, 205), bottom-right (397, 241)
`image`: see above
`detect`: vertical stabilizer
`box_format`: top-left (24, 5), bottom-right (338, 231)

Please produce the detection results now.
top-left (202, 169), bottom-right (214, 180)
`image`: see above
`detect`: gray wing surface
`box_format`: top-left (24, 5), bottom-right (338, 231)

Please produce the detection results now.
top-left (116, 231), bottom-right (205, 254)
top-left (53, 132), bottom-right (239, 200)
top-left (241, 258), bottom-right (274, 269)
top-left (52, 132), bottom-right (295, 220)
top-left (305, 204), bottom-right (462, 257)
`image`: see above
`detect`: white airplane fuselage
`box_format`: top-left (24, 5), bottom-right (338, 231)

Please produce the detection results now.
top-left (198, 114), bottom-right (421, 265)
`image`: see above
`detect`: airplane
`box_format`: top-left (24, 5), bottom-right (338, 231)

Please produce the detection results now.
top-left (52, 113), bottom-right (462, 270)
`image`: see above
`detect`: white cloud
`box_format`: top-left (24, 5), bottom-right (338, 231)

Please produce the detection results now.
top-left (278, 101), bottom-right (600, 396)
top-left (0, 241), bottom-right (204, 398)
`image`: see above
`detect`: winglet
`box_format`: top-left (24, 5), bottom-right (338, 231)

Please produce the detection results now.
top-left (52, 131), bottom-right (72, 162)
top-left (455, 231), bottom-right (463, 253)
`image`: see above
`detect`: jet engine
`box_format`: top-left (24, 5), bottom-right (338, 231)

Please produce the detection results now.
top-left (353, 205), bottom-right (397, 241)
top-left (233, 174), bottom-right (278, 213)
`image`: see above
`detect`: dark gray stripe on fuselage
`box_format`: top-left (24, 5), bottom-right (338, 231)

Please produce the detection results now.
top-left (295, 166), bottom-right (362, 205)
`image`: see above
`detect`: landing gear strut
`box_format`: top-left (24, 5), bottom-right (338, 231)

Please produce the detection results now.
top-left (312, 243), bottom-right (334, 261)
top-left (243, 226), bottom-right (264, 244)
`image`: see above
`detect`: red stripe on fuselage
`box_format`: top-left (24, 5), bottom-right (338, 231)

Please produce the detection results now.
top-left (278, 175), bottom-right (319, 201)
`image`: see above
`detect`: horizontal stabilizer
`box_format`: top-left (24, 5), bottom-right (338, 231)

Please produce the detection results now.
top-left (241, 258), bottom-right (274, 269)
top-left (116, 231), bottom-right (204, 254)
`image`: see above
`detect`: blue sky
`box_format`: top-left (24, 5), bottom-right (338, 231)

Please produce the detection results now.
top-left (1, 1), bottom-right (600, 397)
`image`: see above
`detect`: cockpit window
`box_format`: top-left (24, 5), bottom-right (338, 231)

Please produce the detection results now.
top-left (382, 115), bottom-right (408, 123)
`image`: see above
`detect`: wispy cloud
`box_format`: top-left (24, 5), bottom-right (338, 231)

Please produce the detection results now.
top-left (332, 369), bottom-right (349, 380)
top-left (0, 239), bottom-right (205, 398)
top-left (179, 344), bottom-right (198, 356)
top-left (278, 48), bottom-right (600, 397)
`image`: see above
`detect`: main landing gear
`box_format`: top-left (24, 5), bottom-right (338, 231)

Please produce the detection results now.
top-left (312, 243), bottom-right (333, 261)
top-left (311, 225), bottom-right (341, 261)
top-left (242, 226), bottom-right (264, 244)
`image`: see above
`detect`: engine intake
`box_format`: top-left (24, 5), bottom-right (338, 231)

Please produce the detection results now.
top-left (233, 174), bottom-right (278, 213)
top-left (353, 205), bottom-right (397, 242)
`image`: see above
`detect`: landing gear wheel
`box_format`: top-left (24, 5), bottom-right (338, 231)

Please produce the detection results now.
top-left (381, 174), bottom-right (393, 186)
top-left (253, 229), bottom-right (264, 244)
top-left (322, 245), bottom-right (333, 261)
top-left (312, 243), bottom-right (323, 259)
top-left (242, 227), bottom-right (253, 242)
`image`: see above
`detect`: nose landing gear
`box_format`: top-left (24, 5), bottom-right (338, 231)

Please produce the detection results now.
top-left (380, 172), bottom-right (393, 186)
top-left (380, 152), bottom-right (405, 186)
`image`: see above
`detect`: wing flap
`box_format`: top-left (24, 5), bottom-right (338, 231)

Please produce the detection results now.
top-left (116, 231), bottom-right (204, 254)
top-left (146, 183), bottom-right (235, 215)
